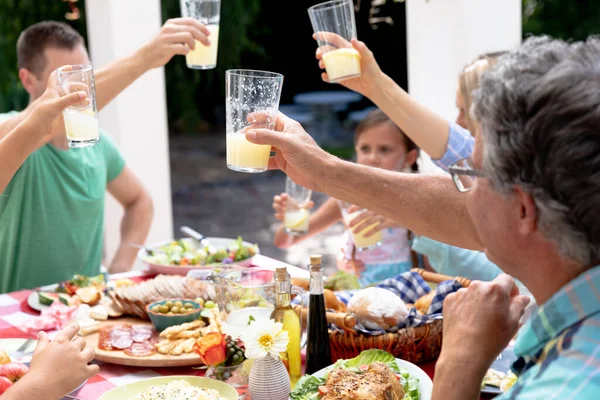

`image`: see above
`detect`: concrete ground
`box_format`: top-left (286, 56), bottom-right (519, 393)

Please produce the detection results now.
top-left (169, 134), bottom-right (345, 274)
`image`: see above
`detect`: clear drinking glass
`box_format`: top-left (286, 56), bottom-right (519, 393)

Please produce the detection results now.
top-left (308, 0), bottom-right (361, 83)
top-left (338, 200), bottom-right (382, 251)
top-left (179, 0), bottom-right (221, 69)
top-left (56, 64), bottom-right (100, 148)
top-left (284, 177), bottom-right (312, 235)
top-left (225, 69), bottom-right (284, 173)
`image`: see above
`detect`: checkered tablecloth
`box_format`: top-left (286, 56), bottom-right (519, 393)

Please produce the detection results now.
top-left (0, 257), bottom-right (307, 399)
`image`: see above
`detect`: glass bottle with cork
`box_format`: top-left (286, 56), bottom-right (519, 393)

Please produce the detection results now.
top-left (305, 254), bottom-right (332, 374)
top-left (270, 267), bottom-right (302, 387)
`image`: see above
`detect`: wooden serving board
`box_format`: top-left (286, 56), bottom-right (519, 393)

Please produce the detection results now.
top-left (84, 317), bottom-right (203, 367)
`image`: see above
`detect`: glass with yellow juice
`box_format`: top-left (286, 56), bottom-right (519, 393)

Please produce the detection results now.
top-left (225, 70), bottom-right (284, 173)
top-left (308, 0), bottom-right (361, 83)
top-left (180, 0), bottom-right (220, 70)
top-left (284, 177), bottom-right (312, 235)
top-left (338, 200), bottom-right (383, 250)
top-left (56, 64), bottom-right (100, 148)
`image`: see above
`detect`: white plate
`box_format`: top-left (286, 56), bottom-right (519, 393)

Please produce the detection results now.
top-left (0, 338), bottom-right (38, 363)
top-left (481, 346), bottom-right (517, 395)
top-left (97, 376), bottom-right (238, 400)
top-left (26, 284), bottom-right (59, 312)
top-left (138, 237), bottom-right (260, 276)
top-left (312, 358), bottom-right (433, 400)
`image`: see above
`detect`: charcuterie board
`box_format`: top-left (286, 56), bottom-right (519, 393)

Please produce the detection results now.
top-left (83, 317), bottom-right (203, 367)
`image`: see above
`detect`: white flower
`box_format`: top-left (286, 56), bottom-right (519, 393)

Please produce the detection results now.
top-left (240, 319), bottom-right (289, 360)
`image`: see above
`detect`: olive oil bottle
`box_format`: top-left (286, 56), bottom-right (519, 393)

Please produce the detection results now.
top-left (271, 267), bottom-right (302, 387)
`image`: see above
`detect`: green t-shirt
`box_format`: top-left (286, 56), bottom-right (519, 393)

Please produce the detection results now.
top-left (0, 111), bottom-right (126, 293)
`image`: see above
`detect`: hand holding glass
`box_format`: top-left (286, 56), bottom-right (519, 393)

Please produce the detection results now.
top-left (56, 64), bottom-right (100, 148)
top-left (308, 0), bottom-right (361, 83)
top-left (225, 69), bottom-right (284, 173)
top-left (180, 0), bottom-right (221, 69)
top-left (284, 177), bottom-right (312, 235)
top-left (338, 200), bottom-right (382, 250)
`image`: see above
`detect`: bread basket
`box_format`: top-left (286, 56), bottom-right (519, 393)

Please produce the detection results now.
top-left (294, 268), bottom-right (472, 364)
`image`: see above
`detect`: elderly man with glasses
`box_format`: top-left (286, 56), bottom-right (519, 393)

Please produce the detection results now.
top-left (244, 36), bottom-right (600, 399)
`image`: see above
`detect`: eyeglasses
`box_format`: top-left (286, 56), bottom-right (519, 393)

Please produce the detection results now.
top-left (448, 157), bottom-right (486, 193)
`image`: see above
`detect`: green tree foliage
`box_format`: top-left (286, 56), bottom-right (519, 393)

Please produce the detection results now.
top-left (523, 0), bottom-right (600, 41)
top-left (0, 0), bottom-right (88, 112)
top-left (161, 0), bottom-right (264, 133)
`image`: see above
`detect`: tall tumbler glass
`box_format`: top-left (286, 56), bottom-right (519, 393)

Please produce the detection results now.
top-left (56, 64), bottom-right (100, 148)
top-left (308, 0), bottom-right (361, 83)
top-left (284, 177), bottom-right (312, 235)
top-left (225, 69), bottom-right (284, 173)
top-left (338, 200), bottom-right (383, 251)
top-left (180, 0), bottom-right (221, 69)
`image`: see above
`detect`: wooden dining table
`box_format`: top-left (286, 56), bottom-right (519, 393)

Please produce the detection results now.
top-left (0, 256), bottom-right (495, 399)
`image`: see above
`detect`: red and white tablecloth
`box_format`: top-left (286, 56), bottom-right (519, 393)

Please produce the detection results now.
top-left (0, 258), bottom-right (467, 399)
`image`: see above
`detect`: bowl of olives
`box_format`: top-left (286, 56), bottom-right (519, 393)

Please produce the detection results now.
top-left (146, 299), bottom-right (203, 332)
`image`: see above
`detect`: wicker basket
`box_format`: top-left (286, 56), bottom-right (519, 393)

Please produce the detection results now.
top-left (295, 268), bottom-right (472, 364)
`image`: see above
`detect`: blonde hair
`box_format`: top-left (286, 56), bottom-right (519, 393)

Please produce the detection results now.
top-left (458, 51), bottom-right (505, 134)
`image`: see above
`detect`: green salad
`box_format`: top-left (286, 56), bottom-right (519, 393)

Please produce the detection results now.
top-left (144, 236), bottom-right (258, 266)
top-left (290, 350), bottom-right (420, 400)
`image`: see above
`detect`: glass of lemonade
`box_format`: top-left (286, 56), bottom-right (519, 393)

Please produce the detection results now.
top-left (225, 69), bottom-right (284, 173)
top-left (338, 200), bottom-right (383, 251)
top-left (308, 0), bottom-right (361, 83)
top-left (284, 177), bottom-right (312, 235)
top-left (179, 0), bottom-right (221, 70)
top-left (56, 64), bottom-right (100, 148)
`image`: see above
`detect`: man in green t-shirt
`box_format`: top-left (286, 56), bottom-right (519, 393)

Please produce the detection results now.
top-left (0, 19), bottom-right (212, 293)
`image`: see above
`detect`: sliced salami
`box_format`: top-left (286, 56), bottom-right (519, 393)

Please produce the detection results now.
top-left (109, 327), bottom-right (132, 341)
top-left (111, 335), bottom-right (134, 350)
top-left (98, 326), bottom-right (114, 350)
top-left (131, 326), bottom-right (153, 343)
top-left (124, 342), bottom-right (156, 357)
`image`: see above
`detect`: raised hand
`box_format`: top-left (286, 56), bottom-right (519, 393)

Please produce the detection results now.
top-left (29, 69), bottom-right (88, 145)
top-left (314, 35), bottom-right (383, 97)
top-left (245, 112), bottom-right (331, 191)
top-left (137, 18), bottom-right (211, 69)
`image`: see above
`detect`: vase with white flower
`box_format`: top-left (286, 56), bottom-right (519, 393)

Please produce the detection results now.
top-left (240, 318), bottom-right (291, 400)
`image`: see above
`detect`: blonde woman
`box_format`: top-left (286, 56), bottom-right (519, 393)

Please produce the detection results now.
top-left (455, 52), bottom-right (505, 137)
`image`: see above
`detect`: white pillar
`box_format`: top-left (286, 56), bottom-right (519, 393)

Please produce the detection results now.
top-left (406, 0), bottom-right (522, 172)
top-left (85, 0), bottom-right (173, 269)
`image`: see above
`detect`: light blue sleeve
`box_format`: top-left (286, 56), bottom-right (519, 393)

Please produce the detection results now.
top-left (433, 123), bottom-right (475, 171)
top-left (411, 236), bottom-right (502, 281)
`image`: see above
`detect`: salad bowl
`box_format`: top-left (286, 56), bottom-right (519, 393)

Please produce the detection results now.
top-left (138, 237), bottom-right (259, 276)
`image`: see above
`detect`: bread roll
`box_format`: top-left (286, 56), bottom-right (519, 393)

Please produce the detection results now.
top-left (347, 288), bottom-right (408, 330)
top-left (323, 289), bottom-right (347, 312)
top-left (414, 291), bottom-right (435, 315)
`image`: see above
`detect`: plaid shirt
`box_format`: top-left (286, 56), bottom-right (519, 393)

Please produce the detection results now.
top-left (499, 264), bottom-right (600, 399)
top-left (433, 123), bottom-right (474, 171)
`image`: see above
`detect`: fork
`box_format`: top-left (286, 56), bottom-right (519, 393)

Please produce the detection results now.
top-left (10, 338), bottom-right (34, 357)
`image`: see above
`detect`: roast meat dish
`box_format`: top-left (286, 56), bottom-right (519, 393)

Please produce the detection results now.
top-left (320, 362), bottom-right (405, 400)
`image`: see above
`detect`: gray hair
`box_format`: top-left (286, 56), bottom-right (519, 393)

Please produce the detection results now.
top-left (472, 35), bottom-right (600, 265)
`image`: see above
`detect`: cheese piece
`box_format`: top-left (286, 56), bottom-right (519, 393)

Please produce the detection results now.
top-left (78, 321), bottom-right (100, 336)
top-left (90, 305), bottom-right (108, 321)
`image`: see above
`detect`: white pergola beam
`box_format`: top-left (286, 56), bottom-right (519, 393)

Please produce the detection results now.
top-left (406, 0), bottom-right (522, 171)
top-left (85, 0), bottom-right (173, 269)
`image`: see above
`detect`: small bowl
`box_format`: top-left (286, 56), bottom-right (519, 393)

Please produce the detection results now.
top-left (146, 299), bottom-right (202, 332)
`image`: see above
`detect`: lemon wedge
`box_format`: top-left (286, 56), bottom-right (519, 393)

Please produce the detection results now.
top-left (285, 209), bottom-right (310, 230)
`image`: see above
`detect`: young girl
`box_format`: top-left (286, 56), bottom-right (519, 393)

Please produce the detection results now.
top-left (272, 109), bottom-right (420, 286)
